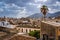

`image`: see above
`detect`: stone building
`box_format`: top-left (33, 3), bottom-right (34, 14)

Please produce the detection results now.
top-left (16, 27), bottom-right (40, 34)
top-left (41, 21), bottom-right (60, 40)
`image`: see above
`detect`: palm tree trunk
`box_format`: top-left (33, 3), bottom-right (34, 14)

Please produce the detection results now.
top-left (43, 15), bottom-right (46, 21)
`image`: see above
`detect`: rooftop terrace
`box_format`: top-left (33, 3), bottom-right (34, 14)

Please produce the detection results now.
top-left (42, 21), bottom-right (60, 27)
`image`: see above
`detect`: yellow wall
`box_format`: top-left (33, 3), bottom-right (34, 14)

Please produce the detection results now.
top-left (55, 28), bottom-right (60, 36)
top-left (55, 27), bottom-right (60, 40)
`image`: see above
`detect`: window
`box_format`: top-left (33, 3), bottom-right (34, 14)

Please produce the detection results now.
top-left (26, 29), bottom-right (27, 33)
top-left (22, 29), bottom-right (23, 32)
top-left (29, 29), bottom-right (31, 32)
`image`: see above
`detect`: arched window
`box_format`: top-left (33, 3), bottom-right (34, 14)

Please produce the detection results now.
top-left (26, 29), bottom-right (27, 33)
top-left (29, 29), bottom-right (31, 32)
top-left (22, 29), bottom-right (23, 32)
top-left (2, 22), bottom-right (4, 26)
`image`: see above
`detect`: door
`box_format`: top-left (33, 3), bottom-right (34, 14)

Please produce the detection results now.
top-left (43, 34), bottom-right (48, 40)
top-left (58, 36), bottom-right (60, 40)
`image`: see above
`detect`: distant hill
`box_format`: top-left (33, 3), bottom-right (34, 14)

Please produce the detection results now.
top-left (27, 11), bottom-right (60, 19)
top-left (27, 13), bottom-right (43, 18)
top-left (49, 12), bottom-right (60, 17)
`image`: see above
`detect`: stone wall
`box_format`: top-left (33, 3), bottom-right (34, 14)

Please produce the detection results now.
top-left (9, 35), bottom-right (36, 40)
top-left (41, 21), bottom-right (56, 40)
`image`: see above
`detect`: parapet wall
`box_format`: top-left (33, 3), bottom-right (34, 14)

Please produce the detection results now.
top-left (9, 35), bottom-right (36, 40)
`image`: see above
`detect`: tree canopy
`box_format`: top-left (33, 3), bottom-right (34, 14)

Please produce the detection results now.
top-left (29, 30), bottom-right (40, 39)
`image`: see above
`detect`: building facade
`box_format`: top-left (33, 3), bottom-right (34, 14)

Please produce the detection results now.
top-left (41, 21), bottom-right (60, 40)
top-left (16, 27), bottom-right (40, 34)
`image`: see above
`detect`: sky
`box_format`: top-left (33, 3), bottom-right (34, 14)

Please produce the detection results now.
top-left (0, 0), bottom-right (60, 18)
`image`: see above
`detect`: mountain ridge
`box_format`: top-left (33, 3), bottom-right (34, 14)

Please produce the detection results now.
top-left (27, 11), bottom-right (60, 19)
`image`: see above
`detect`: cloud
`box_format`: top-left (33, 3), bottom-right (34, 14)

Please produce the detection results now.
top-left (0, 1), bottom-right (33, 18)
top-left (28, 2), bottom-right (42, 8)
top-left (0, 2), bottom-right (20, 17)
top-left (48, 8), bottom-right (60, 13)
top-left (34, 0), bottom-right (47, 2)
top-left (55, 1), bottom-right (60, 6)
top-left (0, 0), bottom-right (60, 18)
top-left (0, 8), bottom-right (4, 12)
top-left (27, 0), bottom-right (60, 14)
top-left (16, 8), bottom-right (33, 18)
top-left (0, 0), bottom-right (33, 7)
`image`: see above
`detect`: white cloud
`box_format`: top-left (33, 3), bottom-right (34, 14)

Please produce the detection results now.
top-left (0, 2), bottom-right (30, 18)
top-left (0, 8), bottom-right (4, 12)
top-left (34, 0), bottom-right (47, 3)
top-left (0, 0), bottom-right (60, 18)
top-left (28, 3), bottom-right (35, 6)
top-left (19, 9), bottom-right (27, 14)
top-left (4, 3), bottom-right (20, 9)
top-left (16, 8), bottom-right (30, 18)
top-left (1, 2), bottom-right (32, 18)
top-left (16, 7), bottom-right (33, 18)
top-left (48, 8), bottom-right (54, 13)
top-left (48, 8), bottom-right (60, 13)
top-left (28, 2), bottom-right (42, 8)
top-left (37, 4), bottom-right (42, 8)
top-left (51, 1), bottom-right (60, 6)
top-left (55, 1), bottom-right (60, 6)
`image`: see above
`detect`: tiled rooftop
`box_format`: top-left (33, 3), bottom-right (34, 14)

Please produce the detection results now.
top-left (0, 32), bottom-right (15, 40)
top-left (0, 26), bottom-right (18, 40)
top-left (0, 32), bottom-right (7, 37)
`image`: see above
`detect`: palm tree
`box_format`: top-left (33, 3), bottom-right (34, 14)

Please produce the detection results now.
top-left (40, 5), bottom-right (48, 19)
top-left (40, 5), bottom-right (49, 40)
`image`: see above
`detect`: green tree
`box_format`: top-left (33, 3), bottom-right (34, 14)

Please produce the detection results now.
top-left (29, 30), bottom-right (40, 39)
